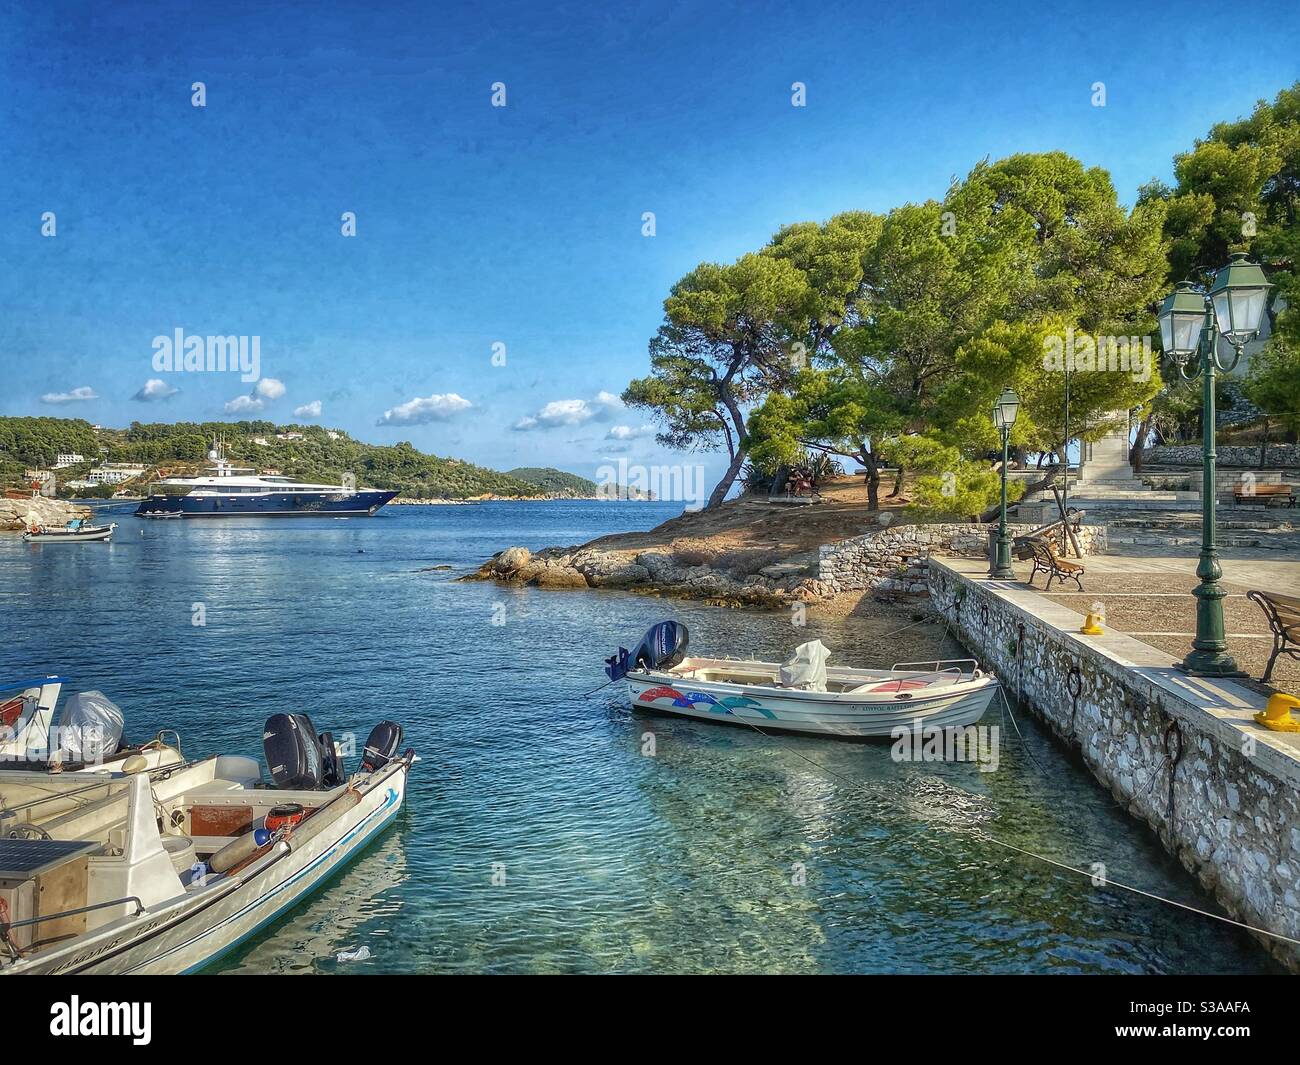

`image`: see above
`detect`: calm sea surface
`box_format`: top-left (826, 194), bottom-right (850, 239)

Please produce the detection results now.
top-left (0, 501), bottom-right (1279, 973)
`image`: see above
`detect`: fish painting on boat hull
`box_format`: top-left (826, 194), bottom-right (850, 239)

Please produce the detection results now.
top-left (626, 673), bottom-right (997, 740)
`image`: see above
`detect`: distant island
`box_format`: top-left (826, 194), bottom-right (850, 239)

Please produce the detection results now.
top-left (0, 417), bottom-right (646, 502)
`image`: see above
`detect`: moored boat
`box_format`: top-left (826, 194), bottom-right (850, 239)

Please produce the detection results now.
top-left (22, 519), bottom-right (116, 542)
top-left (605, 621), bottom-right (998, 739)
top-left (0, 676), bottom-right (180, 773)
top-left (0, 687), bottom-right (412, 974)
top-left (135, 440), bottom-right (396, 518)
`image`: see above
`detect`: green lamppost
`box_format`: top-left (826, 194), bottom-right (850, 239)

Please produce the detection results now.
top-left (1157, 253), bottom-right (1272, 677)
top-left (989, 386), bottom-right (1021, 579)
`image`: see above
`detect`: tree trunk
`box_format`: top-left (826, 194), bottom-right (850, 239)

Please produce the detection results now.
top-left (1132, 412), bottom-right (1153, 474)
top-left (706, 447), bottom-right (746, 509)
top-left (861, 449), bottom-right (880, 511)
top-left (704, 393), bottom-right (748, 510)
top-left (889, 465), bottom-right (904, 497)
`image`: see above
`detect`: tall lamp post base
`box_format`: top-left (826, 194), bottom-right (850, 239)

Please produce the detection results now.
top-left (1176, 557), bottom-right (1248, 677)
top-left (1177, 653), bottom-right (1248, 679)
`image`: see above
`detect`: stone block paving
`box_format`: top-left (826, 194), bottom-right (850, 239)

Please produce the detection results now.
top-left (1000, 548), bottom-right (1300, 697)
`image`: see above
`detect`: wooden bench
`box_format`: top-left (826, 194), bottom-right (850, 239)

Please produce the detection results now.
top-left (1019, 535), bottom-right (1085, 591)
top-left (1232, 483), bottom-right (1296, 508)
top-left (1248, 590), bottom-right (1300, 682)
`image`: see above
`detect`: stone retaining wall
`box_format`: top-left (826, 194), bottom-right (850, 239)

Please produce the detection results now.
top-left (1144, 443), bottom-right (1300, 468)
top-left (928, 559), bottom-right (1300, 971)
top-left (818, 522), bottom-right (1108, 595)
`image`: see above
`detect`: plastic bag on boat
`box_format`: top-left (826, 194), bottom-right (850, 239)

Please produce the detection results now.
top-left (779, 640), bottom-right (830, 692)
top-left (56, 690), bottom-right (125, 765)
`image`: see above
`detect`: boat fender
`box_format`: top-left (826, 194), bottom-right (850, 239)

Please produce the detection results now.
top-left (121, 754), bottom-right (149, 774)
top-left (208, 828), bottom-right (273, 875)
top-left (279, 788), bottom-right (362, 847)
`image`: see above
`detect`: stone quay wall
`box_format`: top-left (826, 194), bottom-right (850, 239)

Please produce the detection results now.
top-left (818, 522), bottom-right (1108, 596)
top-left (928, 559), bottom-right (1300, 971)
top-left (1144, 443), bottom-right (1300, 468)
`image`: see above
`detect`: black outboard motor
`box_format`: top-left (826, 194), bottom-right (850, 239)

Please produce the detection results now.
top-left (360, 721), bottom-right (403, 772)
top-left (318, 730), bottom-right (346, 787)
top-left (263, 713), bottom-right (325, 789)
top-left (605, 620), bottom-right (689, 681)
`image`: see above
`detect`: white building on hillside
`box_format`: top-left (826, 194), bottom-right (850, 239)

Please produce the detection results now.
top-left (87, 463), bottom-right (148, 485)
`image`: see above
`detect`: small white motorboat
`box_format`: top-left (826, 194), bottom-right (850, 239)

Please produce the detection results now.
top-left (0, 676), bottom-right (180, 773)
top-left (0, 684), bottom-right (412, 975)
top-left (605, 621), bottom-right (998, 739)
top-left (22, 518), bottom-right (117, 542)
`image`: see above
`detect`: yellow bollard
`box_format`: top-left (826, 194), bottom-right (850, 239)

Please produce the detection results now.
top-left (1079, 610), bottom-right (1104, 636)
top-left (1254, 693), bottom-right (1300, 733)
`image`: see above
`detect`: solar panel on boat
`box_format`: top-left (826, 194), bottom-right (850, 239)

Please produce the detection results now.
top-left (0, 838), bottom-right (97, 879)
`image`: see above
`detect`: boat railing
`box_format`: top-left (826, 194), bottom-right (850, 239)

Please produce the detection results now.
top-left (890, 658), bottom-right (979, 677)
top-left (0, 895), bottom-right (145, 960)
top-left (0, 777), bottom-right (125, 820)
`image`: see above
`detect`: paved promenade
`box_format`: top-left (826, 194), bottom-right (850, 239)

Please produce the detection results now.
top-left (993, 546), bottom-right (1299, 698)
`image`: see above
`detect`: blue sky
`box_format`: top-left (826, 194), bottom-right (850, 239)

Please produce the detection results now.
top-left (2, 0), bottom-right (1299, 486)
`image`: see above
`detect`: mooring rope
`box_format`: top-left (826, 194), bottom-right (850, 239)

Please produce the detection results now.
top-left (723, 695), bottom-right (1300, 949)
top-left (597, 625), bottom-right (1300, 952)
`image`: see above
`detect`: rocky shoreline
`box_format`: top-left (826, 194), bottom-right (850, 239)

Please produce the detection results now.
top-left (466, 543), bottom-right (825, 608)
top-left (466, 508), bottom-right (1109, 610)
top-left (0, 496), bottom-right (90, 532)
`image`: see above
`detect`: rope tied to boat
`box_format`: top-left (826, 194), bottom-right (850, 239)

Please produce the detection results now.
top-left (626, 642), bottom-right (1300, 953)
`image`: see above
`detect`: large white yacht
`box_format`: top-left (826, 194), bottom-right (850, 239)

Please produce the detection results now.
top-left (135, 442), bottom-right (397, 518)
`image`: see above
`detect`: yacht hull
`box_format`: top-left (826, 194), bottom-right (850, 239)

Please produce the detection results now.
top-left (136, 490), bottom-right (396, 517)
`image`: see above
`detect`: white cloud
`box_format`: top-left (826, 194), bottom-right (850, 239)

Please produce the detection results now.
top-left (606, 424), bottom-right (655, 441)
top-left (224, 377), bottom-right (286, 414)
top-left (376, 392), bottom-right (473, 426)
top-left (224, 394), bottom-right (264, 414)
top-left (293, 400), bottom-right (322, 418)
top-left (132, 379), bottom-right (179, 402)
top-left (513, 391), bottom-right (622, 431)
top-left (41, 386), bottom-right (98, 404)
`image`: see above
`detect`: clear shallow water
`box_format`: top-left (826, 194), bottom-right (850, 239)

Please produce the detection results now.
top-left (0, 501), bottom-right (1279, 974)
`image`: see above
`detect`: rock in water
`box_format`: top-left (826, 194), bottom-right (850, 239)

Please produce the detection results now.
top-left (494, 546), bottom-right (531, 575)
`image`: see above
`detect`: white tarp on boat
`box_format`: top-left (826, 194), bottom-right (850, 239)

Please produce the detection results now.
top-left (779, 640), bottom-right (830, 692)
top-left (57, 690), bottom-right (125, 764)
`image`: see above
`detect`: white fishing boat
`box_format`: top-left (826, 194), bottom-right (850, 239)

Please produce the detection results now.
top-left (22, 518), bottom-right (116, 542)
top-left (605, 621), bottom-right (998, 739)
top-left (0, 676), bottom-right (181, 773)
top-left (0, 689), bottom-right (412, 975)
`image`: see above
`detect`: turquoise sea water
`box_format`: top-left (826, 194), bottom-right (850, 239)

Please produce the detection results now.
top-left (0, 501), bottom-right (1280, 973)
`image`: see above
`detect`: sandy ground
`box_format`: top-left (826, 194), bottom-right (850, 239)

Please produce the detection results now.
top-left (577, 474), bottom-right (905, 569)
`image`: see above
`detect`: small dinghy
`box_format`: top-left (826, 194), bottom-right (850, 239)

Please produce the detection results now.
top-left (22, 518), bottom-right (116, 542)
top-left (605, 621), bottom-right (998, 739)
top-left (0, 682), bottom-right (412, 975)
